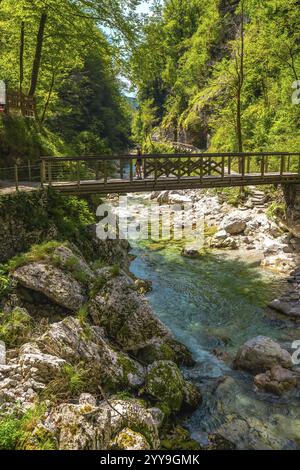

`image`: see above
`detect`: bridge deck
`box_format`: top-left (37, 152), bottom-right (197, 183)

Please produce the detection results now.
top-left (47, 171), bottom-right (300, 195)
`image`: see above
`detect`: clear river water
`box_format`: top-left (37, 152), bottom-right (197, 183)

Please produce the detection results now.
top-left (121, 194), bottom-right (300, 450)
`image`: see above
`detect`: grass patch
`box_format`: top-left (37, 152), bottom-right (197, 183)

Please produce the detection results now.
top-left (0, 266), bottom-right (11, 301)
top-left (0, 403), bottom-right (56, 450)
top-left (0, 307), bottom-right (32, 348)
top-left (7, 241), bottom-right (63, 272)
top-left (266, 201), bottom-right (285, 220)
top-left (44, 363), bottom-right (89, 400)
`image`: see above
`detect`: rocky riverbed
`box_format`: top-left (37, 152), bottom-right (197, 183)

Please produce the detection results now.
top-left (0, 187), bottom-right (300, 450)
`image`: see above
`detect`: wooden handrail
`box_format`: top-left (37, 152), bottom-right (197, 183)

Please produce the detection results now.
top-left (40, 152), bottom-right (300, 163)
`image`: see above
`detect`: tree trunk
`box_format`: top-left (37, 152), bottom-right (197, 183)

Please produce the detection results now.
top-left (41, 70), bottom-right (55, 123)
top-left (28, 12), bottom-right (48, 98)
top-left (237, 0), bottom-right (245, 174)
top-left (19, 21), bottom-right (25, 115)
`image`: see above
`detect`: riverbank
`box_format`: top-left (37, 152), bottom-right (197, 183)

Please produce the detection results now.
top-left (0, 189), bottom-right (201, 450)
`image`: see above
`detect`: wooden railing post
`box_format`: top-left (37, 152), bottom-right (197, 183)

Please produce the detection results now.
top-left (48, 161), bottom-right (52, 186)
top-left (200, 156), bottom-right (203, 182)
top-left (280, 155), bottom-right (285, 175)
top-left (155, 159), bottom-right (158, 181)
top-left (261, 155), bottom-right (265, 177)
top-left (178, 158), bottom-right (181, 181)
top-left (40, 160), bottom-right (46, 187)
top-left (28, 160), bottom-right (31, 182)
top-left (130, 158), bottom-right (133, 182)
top-left (104, 160), bottom-right (108, 185)
top-left (221, 156), bottom-right (225, 179)
top-left (228, 156), bottom-right (231, 175)
top-left (14, 164), bottom-right (19, 191)
top-left (76, 161), bottom-right (80, 187)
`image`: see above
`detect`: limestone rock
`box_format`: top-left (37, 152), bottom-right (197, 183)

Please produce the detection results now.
top-left (221, 212), bottom-right (247, 235)
top-left (254, 366), bottom-right (298, 395)
top-left (145, 360), bottom-right (185, 412)
top-left (79, 393), bottom-right (97, 407)
top-left (110, 427), bottom-right (150, 450)
top-left (13, 262), bottom-right (86, 311)
top-left (233, 336), bottom-right (293, 373)
top-left (38, 317), bottom-right (145, 391)
top-left (53, 245), bottom-right (94, 282)
top-left (19, 344), bottom-right (67, 383)
top-left (269, 299), bottom-right (300, 319)
top-left (89, 273), bottom-right (171, 352)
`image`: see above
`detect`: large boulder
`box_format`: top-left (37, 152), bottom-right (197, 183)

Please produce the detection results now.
top-left (43, 399), bottom-right (160, 450)
top-left (233, 336), bottom-right (293, 373)
top-left (89, 273), bottom-right (171, 352)
top-left (13, 262), bottom-right (86, 311)
top-left (38, 317), bottom-right (145, 392)
top-left (221, 211), bottom-right (247, 235)
top-left (145, 360), bottom-right (185, 413)
top-left (254, 366), bottom-right (299, 396)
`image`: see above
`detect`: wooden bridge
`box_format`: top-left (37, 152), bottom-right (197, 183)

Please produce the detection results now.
top-left (1, 152), bottom-right (300, 195)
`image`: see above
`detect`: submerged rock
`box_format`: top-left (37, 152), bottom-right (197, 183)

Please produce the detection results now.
top-left (269, 299), bottom-right (300, 319)
top-left (233, 336), bottom-right (293, 373)
top-left (13, 262), bottom-right (86, 311)
top-left (254, 366), bottom-right (299, 395)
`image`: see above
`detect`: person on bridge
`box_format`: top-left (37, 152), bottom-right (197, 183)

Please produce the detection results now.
top-left (136, 147), bottom-right (143, 179)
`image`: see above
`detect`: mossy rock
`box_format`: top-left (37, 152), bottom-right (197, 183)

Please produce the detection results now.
top-left (145, 360), bottom-right (185, 412)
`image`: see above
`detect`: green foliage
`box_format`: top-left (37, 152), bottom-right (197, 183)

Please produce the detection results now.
top-left (0, 403), bottom-right (56, 450)
top-left (266, 201), bottom-right (285, 220)
top-left (0, 307), bottom-right (32, 348)
top-left (76, 304), bottom-right (89, 325)
top-left (0, 267), bottom-right (11, 301)
top-left (45, 362), bottom-right (89, 400)
top-left (132, 0), bottom-right (300, 152)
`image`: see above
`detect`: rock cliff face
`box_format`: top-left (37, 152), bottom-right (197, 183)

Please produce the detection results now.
top-left (0, 238), bottom-right (201, 450)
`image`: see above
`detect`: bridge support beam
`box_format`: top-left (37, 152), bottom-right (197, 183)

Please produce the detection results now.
top-left (283, 184), bottom-right (300, 237)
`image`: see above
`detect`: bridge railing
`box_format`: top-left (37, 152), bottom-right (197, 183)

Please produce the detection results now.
top-left (40, 152), bottom-right (300, 186)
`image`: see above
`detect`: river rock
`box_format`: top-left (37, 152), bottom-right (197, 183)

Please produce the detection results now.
top-left (145, 360), bottom-right (185, 412)
top-left (233, 336), bottom-right (293, 373)
top-left (182, 381), bottom-right (202, 410)
top-left (38, 316), bottom-right (145, 391)
top-left (110, 427), bottom-right (151, 450)
top-left (221, 212), bottom-right (247, 235)
top-left (89, 273), bottom-right (171, 352)
top-left (181, 247), bottom-right (201, 258)
top-left (135, 337), bottom-right (194, 366)
top-left (254, 366), bottom-right (299, 395)
top-left (269, 299), bottom-right (300, 319)
top-left (13, 262), bottom-right (86, 311)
